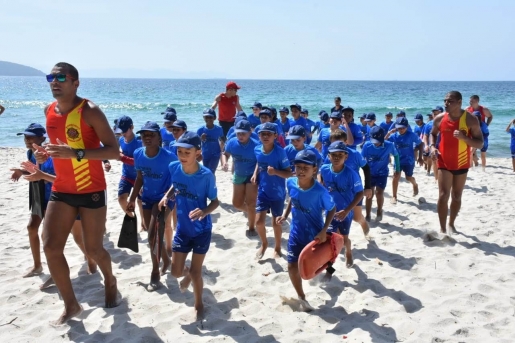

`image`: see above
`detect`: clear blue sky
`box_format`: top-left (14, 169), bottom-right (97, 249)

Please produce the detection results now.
top-left (2, 0), bottom-right (514, 80)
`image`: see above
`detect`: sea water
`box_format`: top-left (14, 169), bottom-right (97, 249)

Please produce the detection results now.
top-left (1, 77), bottom-right (514, 157)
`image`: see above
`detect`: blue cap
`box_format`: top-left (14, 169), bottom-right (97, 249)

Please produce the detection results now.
top-left (269, 107), bottom-right (277, 115)
top-left (234, 120), bottom-right (251, 133)
top-left (17, 123), bottom-right (47, 137)
top-left (395, 117), bottom-right (409, 128)
top-left (115, 115), bottom-right (133, 133)
top-left (433, 106), bottom-right (444, 112)
top-left (360, 113), bottom-right (368, 119)
top-left (370, 126), bottom-right (385, 144)
top-left (251, 102), bottom-right (262, 109)
top-left (288, 125), bottom-right (306, 139)
top-left (426, 113), bottom-right (434, 116)
top-left (385, 112), bottom-right (393, 117)
top-left (161, 106), bottom-right (176, 114)
top-left (234, 110), bottom-right (247, 119)
top-left (290, 103), bottom-right (302, 111)
top-left (342, 106), bottom-right (354, 113)
top-left (320, 111), bottom-right (329, 122)
top-left (163, 112), bottom-right (177, 123)
top-left (330, 111), bottom-right (342, 119)
top-left (294, 149), bottom-right (317, 166)
top-left (203, 108), bottom-right (216, 117)
top-left (136, 121), bottom-right (160, 134)
top-left (414, 113), bottom-right (423, 121)
top-left (300, 108), bottom-right (309, 114)
top-left (259, 109), bottom-right (272, 117)
top-left (365, 113), bottom-right (376, 122)
top-left (171, 120), bottom-right (187, 130)
top-left (328, 141), bottom-right (349, 153)
top-left (279, 106), bottom-right (289, 114)
top-left (397, 110), bottom-right (406, 117)
top-left (173, 131), bottom-right (201, 150)
top-left (258, 122), bottom-right (277, 133)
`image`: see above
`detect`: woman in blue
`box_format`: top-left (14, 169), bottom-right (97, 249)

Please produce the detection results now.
top-left (361, 126), bottom-right (400, 222)
top-left (385, 117), bottom-right (424, 203)
top-left (127, 121), bottom-right (177, 291)
top-left (159, 131), bottom-right (219, 320)
top-left (319, 141), bottom-right (364, 269)
top-left (506, 118), bottom-right (515, 172)
top-left (197, 108), bottom-right (225, 176)
top-left (252, 122), bottom-right (292, 259)
top-left (277, 150), bottom-right (335, 311)
top-left (221, 120), bottom-right (260, 236)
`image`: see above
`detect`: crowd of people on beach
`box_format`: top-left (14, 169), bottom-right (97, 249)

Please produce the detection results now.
top-left (7, 62), bottom-right (515, 325)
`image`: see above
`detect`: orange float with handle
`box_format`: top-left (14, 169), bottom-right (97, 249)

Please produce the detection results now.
top-left (298, 232), bottom-right (344, 280)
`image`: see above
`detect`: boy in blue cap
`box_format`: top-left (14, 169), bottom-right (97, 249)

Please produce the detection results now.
top-left (252, 122), bottom-right (292, 259)
top-left (221, 120), bottom-right (260, 236)
top-left (277, 149), bottom-right (335, 311)
top-left (256, 108), bottom-right (285, 147)
top-left (160, 131), bottom-right (219, 320)
top-left (471, 111), bottom-right (489, 171)
top-left (127, 121), bottom-right (178, 290)
top-left (248, 102), bottom-right (263, 128)
top-left (288, 103), bottom-right (311, 144)
top-left (11, 124), bottom-right (96, 279)
top-left (319, 141), bottom-right (364, 268)
top-left (114, 115), bottom-right (145, 230)
top-left (379, 112), bottom-right (394, 133)
top-left (413, 114), bottom-right (426, 138)
top-left (279, 107), bottom-right (291, 137)
top-left (168, 120), bottom-right (188, 154)
top-left (341, 107), bottom-right (364, 150)
top-left (161, 107), bottom-right (177, 149)
top-left (284, 125), bottom-right (322, 172)
top-left (197, 108), bottom-right (225, 176)
top-left (314, 110), bottom-right (330, 134)
top-left (359, 113), bottom-right (368, 138)
top-left (506, 118), bottom-right (515, 172)
top-left (315, 111), bottom-right (343, 159)
top-left (385, 117), bottom-right (423, 203)
top-left (361, 126), bottom-right (400, 222)
top-left (300, 109), bottom-right (316, 145)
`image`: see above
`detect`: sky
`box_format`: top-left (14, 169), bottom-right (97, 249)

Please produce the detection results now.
top-left (1, 0), bottom-right (515, 80)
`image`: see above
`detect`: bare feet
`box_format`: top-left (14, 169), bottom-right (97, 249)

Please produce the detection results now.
top-left (447, 224), bottom-right (458, 235)
top-left (246, 228), bottom-right (258, 237)
top-left (160, 258), bottom-right (171, 276)
top-left (390, 197), bottom-right (397, 204)
top-left (273, 248), bottom-right (282, 259)
top-left (49, 303), bottom-right (83, 327)
top-left (40, 277), bottom-right (55, 290)
top-left (376, 210), bottom-right (383, 222)
top-left (413, 184), bottom-right (419, 196)
top-left (365, 215), bottom-right (371, 222)
top-left (346, 255), bottom-right (354, 268)
top-left (299, 298), bottom-right (315, 312)
top-left (87, 259), bottom-right (98, 275)
top-left (23, 265), bottom-right (43, 278)
top-left (195, 304), bottom-right (205, 321)
top-left (362, 224), bottom-right (370, 238)
top-left (179, 275), bottom-right (192, 293)
top-left (105, 276), bottom-right (121, 307)
top-left (255, 244), bottom-right (267, 260)
top-left (146, 272), bottom-right (161, 292)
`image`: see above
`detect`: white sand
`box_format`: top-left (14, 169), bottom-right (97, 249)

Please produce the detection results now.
top-left (1, 146), bottom-right (514, 342)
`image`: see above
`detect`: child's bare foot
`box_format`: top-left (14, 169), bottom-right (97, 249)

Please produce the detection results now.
top-left (273, 248), bottom-right (282, 258)
top-left (49, 303), bottom-right (83, 327)
top-left (413, 184), bottom-right (419, 196)
top-left (87, 259), bottom-right (97, 275)
top-left (179, 275), bottom-right (192, 293)
top-left (195, 304), bottom-right (205, 321)
top-left (246, 228), bottom-right (258, 237)
top-left (23, 265), bottom-right (43, 278)
top-left (40, 277), bottom-right (55, 290)
top-left (255, 244), bottom-right (267, 260)
top-left (390, 197), bottom-right (397, 204)
top-left (146, 272), bottom-right (161, 292)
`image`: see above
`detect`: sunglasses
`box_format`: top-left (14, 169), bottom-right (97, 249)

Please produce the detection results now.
top-left (46, 74), bottom-right (73, 82)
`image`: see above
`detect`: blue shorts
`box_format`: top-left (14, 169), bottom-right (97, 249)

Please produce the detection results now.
top-left (371, 175), bottom-right (388, 190)
top-left (172, 230), bottom-right (211, 255)
top-left (141, 198), bottom-right (175, 210)
top-left (203, 154), bottom-right (220, 175)
top-left (480, 141), bottom-right (488, 153)
top-left (118, 178), bottom-right (134, 196)
top-left (400, 164), bottom-right (415, 177)
top-left (287, 236), bottom-right (307, 264)
top-left (511, 145), bottom-right (515, 158)
top-left (327, 213), bottom-right (353, 236)
top-left (256, 195), bottom-right (285, 217)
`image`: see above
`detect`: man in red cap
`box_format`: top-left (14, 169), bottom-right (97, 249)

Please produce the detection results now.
top-left (211, 81), bottom-right (243, 138)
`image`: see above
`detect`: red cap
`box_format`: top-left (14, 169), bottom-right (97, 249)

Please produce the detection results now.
top-left (226, 81), bottom-right (241, 90)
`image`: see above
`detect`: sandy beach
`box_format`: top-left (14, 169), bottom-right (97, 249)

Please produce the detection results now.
top-left (1, 146), bottom-right (514, 342)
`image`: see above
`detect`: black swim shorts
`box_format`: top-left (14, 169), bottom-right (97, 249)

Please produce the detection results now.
top-left (438, 168), bottom-right (468, 176)
top-left (49, 190), bottom-right (107, 209)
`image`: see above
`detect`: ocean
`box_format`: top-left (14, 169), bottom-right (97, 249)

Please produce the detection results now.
top-left (1, 77), bottom-right (514, 157)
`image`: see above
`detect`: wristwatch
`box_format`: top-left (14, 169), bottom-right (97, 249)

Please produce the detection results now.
top-left (73, 149), bottom-right (85, 162)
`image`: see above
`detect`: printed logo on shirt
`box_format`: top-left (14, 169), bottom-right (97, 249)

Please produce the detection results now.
top-left (174, 182), bottom-right (199, 200)
top-left (66, 123), bottom-right (81, 142)
top-left (140, 167), bottom-right (165, 179)
top-left (291, 198), bottom-right (311, 214)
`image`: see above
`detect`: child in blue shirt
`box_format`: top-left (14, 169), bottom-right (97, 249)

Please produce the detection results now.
top-left (385, 117), bottom-right (423, 203)
top-left (288, 103), bottom-right (312, 145)
top-left (252, 122), bottom-right (292, 259)
top-left (341, 107), bottom-right (364, 150)
top-left (197, 109), bottom-right (225, 175)
top-left (168, 120), bottom-right (188, 154)
top-left (160, 131), bottom-right (219, 320)
top-left (128, 121), bottom-right (178, 290)
top-left (506, 118), bottom-right (515, 172)
top-left (300, 109), bottom-right (316, 145)
top-left (315, 111), bottom-right (343, 159)
top-left (472, 111), bottom-right (490, 171)
top-left (319, 141), bottom-right (364, 269)
top-left (314, 111), bottom-right (330, 134)
top-left (221, 120), bottom-right (260, 236)
top-left (361, 126), bottom-right (400, 222)
top-left (279, 107), bottom-right (291, 137)
top-left (161, 108), bottom-right (177, 149)
top-left (255, 108), bottom-right (285, 147)
top-left (284, 125), bottom-right (322, 172)
top-left (277, 150), bottom-right (335, 310)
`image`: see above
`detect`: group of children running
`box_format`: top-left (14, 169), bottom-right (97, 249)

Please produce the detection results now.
top-left (11, 100), bottom-right (514, 316)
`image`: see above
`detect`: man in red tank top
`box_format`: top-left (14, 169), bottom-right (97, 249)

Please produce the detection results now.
top-left (466, 95), bottom-right (493, 126)
top-left (34, 62), bottom-right (120, 326)
top-left (211, 81), bottom-right (243, 138)
top-left (429, 91), bottom-right (484, 235)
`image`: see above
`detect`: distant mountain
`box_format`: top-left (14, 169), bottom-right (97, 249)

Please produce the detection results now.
top-left (0, 61), bottom-right (45, 76)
